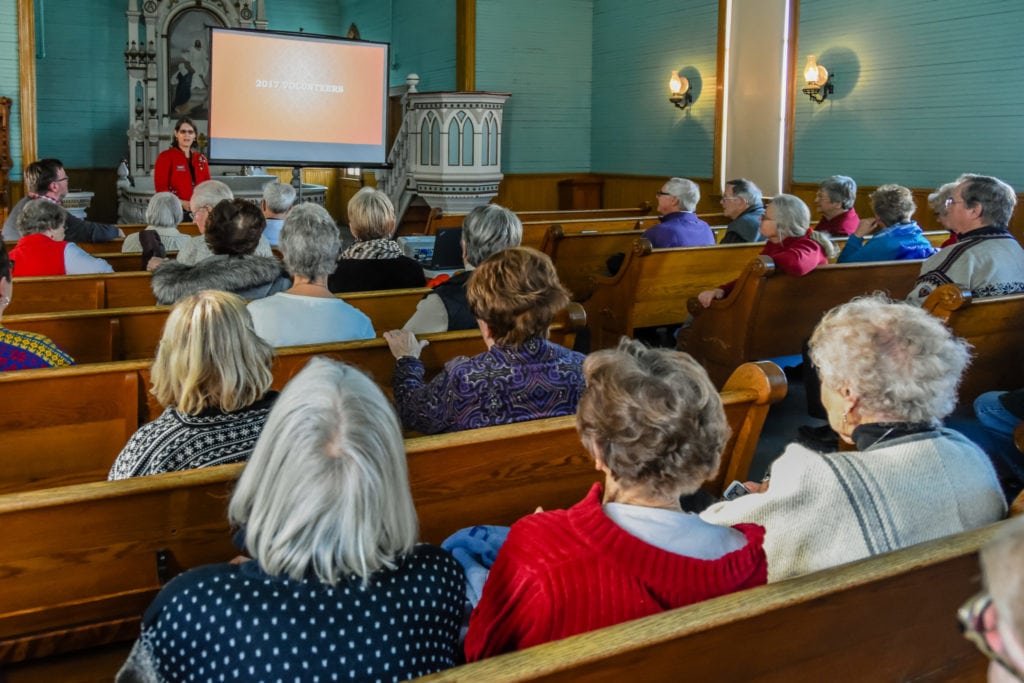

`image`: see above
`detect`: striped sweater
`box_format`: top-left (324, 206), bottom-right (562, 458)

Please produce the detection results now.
top-left (701, 429), bottom-right (1005, 582)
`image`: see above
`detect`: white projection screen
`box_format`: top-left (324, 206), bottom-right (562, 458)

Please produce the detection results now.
top-left (208, 27), bottom-right (389, 167)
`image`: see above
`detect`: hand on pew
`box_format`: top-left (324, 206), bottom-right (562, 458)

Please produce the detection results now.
top-left (385, 328), bottom-right (430, 359)
top-left (698, 288), bottom-right (725, 308)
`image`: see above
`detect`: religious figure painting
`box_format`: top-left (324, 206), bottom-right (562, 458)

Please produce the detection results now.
top-left (166, 9), bottom-right (222, 119)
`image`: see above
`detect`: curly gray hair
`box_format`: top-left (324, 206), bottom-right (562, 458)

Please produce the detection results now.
top-left (809, 294), bottom-right (971, 422)
top-left (576, 338), bottom-right (729, 498)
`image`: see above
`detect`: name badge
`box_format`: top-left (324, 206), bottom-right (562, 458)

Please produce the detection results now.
top-left (175, 165), bottom-right (186, 171)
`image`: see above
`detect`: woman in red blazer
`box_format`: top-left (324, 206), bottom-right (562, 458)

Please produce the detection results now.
top-left (154, 117), bottom-right (211, 216)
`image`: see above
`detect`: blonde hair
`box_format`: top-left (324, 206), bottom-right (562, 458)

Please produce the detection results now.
top-left (151, 290), bottom-right (274, 414)
top-left (347, 187), bottom-right (396, 240)
top-left (467, 247), bottom-right (570, 346)
top-left (229, 357), bottom-right (418, 584)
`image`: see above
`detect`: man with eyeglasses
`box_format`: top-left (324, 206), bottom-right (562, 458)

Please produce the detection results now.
top-left (906, 174), bottom-right (1024, 306)
top-left (960, 517), bottom-right (1024, 682)
top-left (2, 158), bottom-right (124, 243)
top-left (642, 177), bottom-right (714, 249)
top-left (719, 178), bottom-right (767, 244)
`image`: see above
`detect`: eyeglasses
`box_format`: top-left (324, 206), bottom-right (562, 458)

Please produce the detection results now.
top-left (720, 196), bottom-right (742, 203)
top-left (656, 191), bottom-right (672, 197)
top-left (959, 591), bottom-right (1024, 681)
top-left (945, 197), bottom-right (965, 208)
top-left (760, 214), bottom-right (775, 222)
top-left (54, 176), bottom-right (69, 183)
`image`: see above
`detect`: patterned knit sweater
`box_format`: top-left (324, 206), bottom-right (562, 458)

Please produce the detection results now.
top-left (393, 336), bottom-right (585, 434)
top-left (463, 483), bottom-right (767, 660)
top-left (108, 393), bottom-right (277, 480)
top-left (700, 428), bottom-right (1006, 582)
top-left (905, 226), bottom-right (1024, 305)
top-left (0, 327), bottom-right (74, 371)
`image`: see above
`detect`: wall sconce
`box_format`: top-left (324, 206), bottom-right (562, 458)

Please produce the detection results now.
top-left (801, 55), bottom-right (834, 103)
top-left (669, 70), bottom-right (692, 110)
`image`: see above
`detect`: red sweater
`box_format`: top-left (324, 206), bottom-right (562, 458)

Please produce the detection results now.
top-left (463, 483), bottom-right (767, 660)
top-left (154, 147), bottom-right (211, 201)
top-left (720, 235), bottom-right (827, 296)
top-left (815, 208), bottom-right (859, 236)
top-left (10, 233), bottom-right (67, 276)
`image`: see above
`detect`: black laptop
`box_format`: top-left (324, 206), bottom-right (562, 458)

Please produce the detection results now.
top-left (430, 227), bottom-right (464, 269)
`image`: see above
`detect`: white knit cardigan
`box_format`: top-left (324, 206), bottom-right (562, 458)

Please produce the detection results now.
top-left (700, 429), bottom-right (1005, 582)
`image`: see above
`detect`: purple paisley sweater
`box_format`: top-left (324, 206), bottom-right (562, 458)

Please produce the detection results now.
top-left (393, 336), bottom-right (585, 434)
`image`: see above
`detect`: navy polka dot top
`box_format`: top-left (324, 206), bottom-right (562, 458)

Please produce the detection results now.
top-left (129, 544), bottom-right (465, 682)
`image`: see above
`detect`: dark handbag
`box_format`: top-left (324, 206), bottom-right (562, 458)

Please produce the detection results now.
top-left (139, 230), bottom-right (167, 270)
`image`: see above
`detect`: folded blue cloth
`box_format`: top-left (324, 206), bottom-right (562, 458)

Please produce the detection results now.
top-left (442, 525), bottom-right (509, 607)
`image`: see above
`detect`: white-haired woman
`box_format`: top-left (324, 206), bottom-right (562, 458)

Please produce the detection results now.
top-left (108, 290), bottom-right (276, 479)
top-left (328, 186), bottom-right (426, 293)
top-left (10, 199), bottom-right (113, 276)
top-left (701, 295), bottom-right (1005, 582)
top-left (464, 339), bottom-right (766, 659)
top-left (121, 191), bottom-right (191, 253)
top-left (697, 194), bottom-right (829, 307)
top-left (117, 357), bottom-right (465, 682)
top-left (247, 203), bottom-right (374, 346)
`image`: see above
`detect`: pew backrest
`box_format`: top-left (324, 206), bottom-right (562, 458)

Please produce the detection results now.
top-left (923, 284), bottom-right (1024, 407)
top-left (583, 238), bottom-right (765, 351)
top-left (685, 256), bottom-right (922, 386)
top-left (538, 226), bottom-right (645, 301)
top-left (6, 271), bottom-right (157, 314)
top-left (0, 304), bottom-right (586, 490)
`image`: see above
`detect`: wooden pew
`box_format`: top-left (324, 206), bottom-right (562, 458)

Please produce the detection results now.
top-left (415, 520), bottom-right (1001, 682)
top-left (584, 238), bottom-right (765, 351)
top-left (685, 257), bottom-right (922, 386)
top-left (0, 360), bottom-right (783, 676)
top-left (923, 284), bottom-right (1024, 408)
top-left (423, 205), bottom-right (655, 235)
top-left (84, 251), bottom-right (177, 272)
top-left (1, 288), bottom-right (439, 363)
top-left (0, 306), bottom-right (586, 490)
top-left (538, 226), bottom-right (643, 301)
top-left (6, 272), bottom-right (156, 314)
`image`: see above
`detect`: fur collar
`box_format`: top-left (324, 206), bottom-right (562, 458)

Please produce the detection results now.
top-left (152, 254), bottom-right (290, 305)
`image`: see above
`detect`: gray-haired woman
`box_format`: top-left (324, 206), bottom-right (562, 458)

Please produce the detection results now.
top-left (247, 203), bottom-right (374, 346)
top-left (117, 357), bottom-right (465, 682)
top-left (121, 191), bottom-right (191, 253)
top-left (701, 294), bottom-right (1005, 582)
top-left (697, 194), bottom-right (828, 307)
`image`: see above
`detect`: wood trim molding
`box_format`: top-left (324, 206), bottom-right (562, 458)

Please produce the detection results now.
top-left (712, 0), bottom-right (728, 192)
top-left (782, 0), bottom-right (799, 193)
top-left (456, 0), bottom-right (476, 91)
top-left (17, 0), bottom-right (37, 167)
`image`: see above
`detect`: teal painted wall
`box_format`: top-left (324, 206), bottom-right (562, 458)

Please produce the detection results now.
top-left (391, 0), bottom-right (455, 92)
top-left (476, 0), bottom-right (592, 174)
top-left (35, 0), bottom-right (125, 169)
top-left (0, 0), bottom-right (20, 179)
top-left (340, 0), bottom-right (454, 90)
top-left (794, 0), bottom-right (1024, 189)
top-left (591, 0), bottom-right (718, 178)
top-left (264, 2), bottom-right (343, 35)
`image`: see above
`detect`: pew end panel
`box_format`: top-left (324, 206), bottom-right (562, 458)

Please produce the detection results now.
top-left (0, 466), bottom-right (241, 664)
top-left (923, 284), bottom-right (1024, 407)
top-left (418, 521), bottom-right (1002, 682)
top-left (0, 364), bottom-right (148, 492)
top-left (710, 361), bottom-right (788, 493)
top-left (686, 258), bottom-right (922, 388)
top-left (541, 226), bottom-right (646, 302)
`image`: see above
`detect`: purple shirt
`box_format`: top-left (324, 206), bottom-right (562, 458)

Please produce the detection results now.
top-left (642, 211), bottom-right (715, 248)
top-left (393, 336), bottom-right (585, 434)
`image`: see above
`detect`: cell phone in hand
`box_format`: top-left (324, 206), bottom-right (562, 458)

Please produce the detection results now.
top-left (723, 480), bottom-right (751, 501)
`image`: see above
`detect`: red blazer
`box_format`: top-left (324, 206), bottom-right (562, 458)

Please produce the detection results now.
top-left (154, 147), bottom-right (211, 202)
